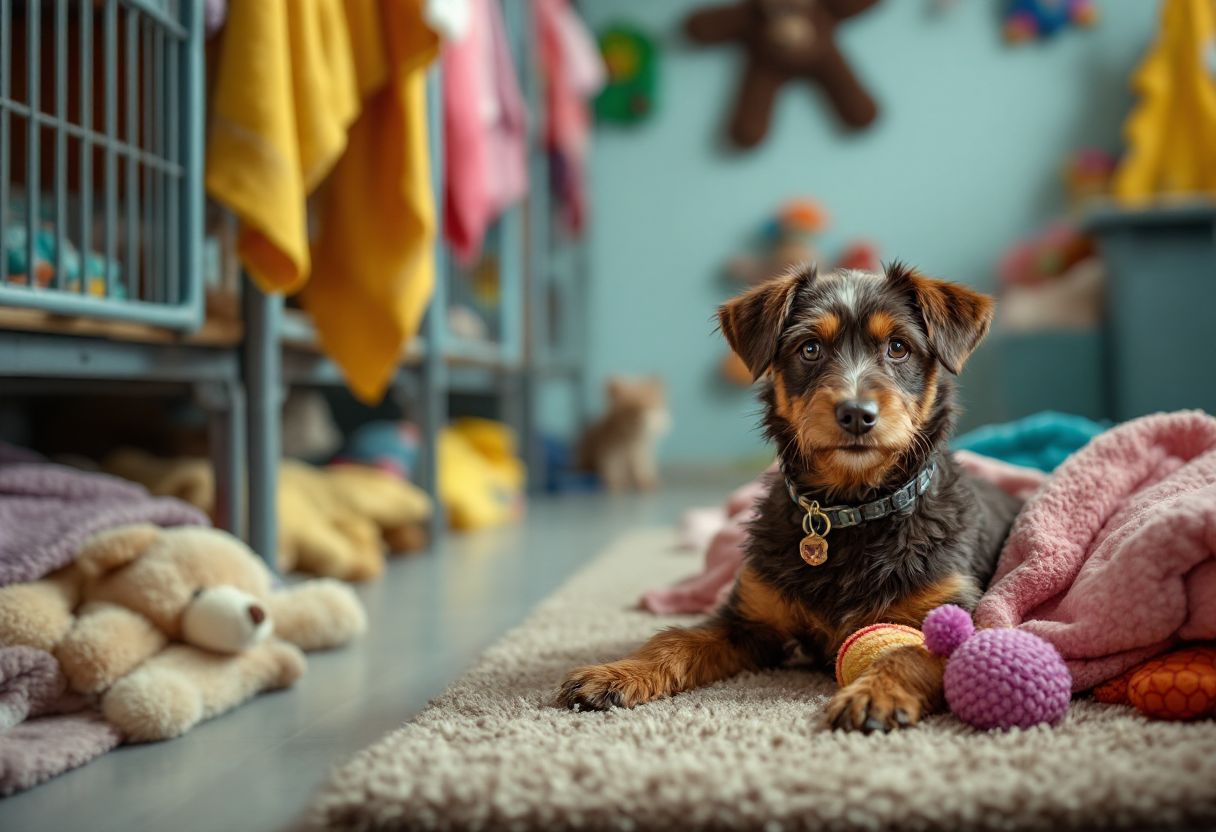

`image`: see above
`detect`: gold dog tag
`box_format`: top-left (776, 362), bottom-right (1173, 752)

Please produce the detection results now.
top-left (800, 534), bottom-right (828, 566)
top-left (797, 499), bottom-right (832, 567)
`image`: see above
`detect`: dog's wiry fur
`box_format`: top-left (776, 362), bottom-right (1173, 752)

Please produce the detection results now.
top-left (559, 263), bottom-right (1022, 732)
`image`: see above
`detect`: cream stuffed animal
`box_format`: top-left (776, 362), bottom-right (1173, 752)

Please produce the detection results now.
top-left (0, 524), bottom-right (366, 742)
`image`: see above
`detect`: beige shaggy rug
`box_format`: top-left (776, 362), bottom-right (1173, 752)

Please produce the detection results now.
top-left (304, 528), bottom-right (1216, 832)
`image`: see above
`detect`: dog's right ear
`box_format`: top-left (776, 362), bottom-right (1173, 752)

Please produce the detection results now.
top-left (75, 524), bottom-right (163, 580)
top-left (717, 267), bottom-right (816, 381)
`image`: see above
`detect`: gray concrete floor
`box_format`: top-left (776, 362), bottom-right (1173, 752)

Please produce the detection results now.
top-left (0, 475), bottom-right (746, 832)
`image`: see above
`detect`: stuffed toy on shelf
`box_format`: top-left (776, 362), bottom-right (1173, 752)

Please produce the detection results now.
top-left (685, 0), bottom-right (882, 147)
top-left (0, 524), bottom-right (366, 742)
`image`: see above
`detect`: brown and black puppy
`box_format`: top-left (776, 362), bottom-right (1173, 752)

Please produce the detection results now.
top-left (558, 263), bottom-right (1022, 732)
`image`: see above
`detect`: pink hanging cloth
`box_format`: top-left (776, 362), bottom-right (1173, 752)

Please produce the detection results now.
top-left (443, 0), bottom-right (529, 266)
top-left (536, 0), bottom-right (605, 234)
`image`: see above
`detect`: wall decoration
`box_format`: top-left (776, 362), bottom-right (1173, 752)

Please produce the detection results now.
top-left (1004, 0), bottom-right (1097, 44)
top-left (596, 24), bottom-right (660, 125)
top-left (685, 0), bottom-right (882, 148)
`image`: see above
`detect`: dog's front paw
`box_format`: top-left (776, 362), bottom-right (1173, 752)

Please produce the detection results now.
top-left (558, 662), bottom-right (654, 711)
top-left (824, 673), bottom-right (928, 734)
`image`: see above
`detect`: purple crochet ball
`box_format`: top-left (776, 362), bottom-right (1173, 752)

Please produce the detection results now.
top-left (925, 605), bottom-right (1072, 730)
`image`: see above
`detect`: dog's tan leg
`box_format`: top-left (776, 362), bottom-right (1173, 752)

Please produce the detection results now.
top-left (559, 623), bottom-right (765, 711)
top-left (824, 643), bottom-right (947, 733)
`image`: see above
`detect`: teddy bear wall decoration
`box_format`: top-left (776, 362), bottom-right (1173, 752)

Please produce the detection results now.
top-left (685, 0), bottom-right (882, 148)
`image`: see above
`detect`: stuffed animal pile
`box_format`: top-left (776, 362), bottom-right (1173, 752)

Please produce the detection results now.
top-left (105, 449), bottom-right (433, 581)
top-left (0, 524), bottom-right (366, 742)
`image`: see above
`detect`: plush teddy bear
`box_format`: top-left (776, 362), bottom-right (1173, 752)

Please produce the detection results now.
top-left (104, 449), bottom-right (432, 581)
top-left (0, 524), bottom-right (366, 742)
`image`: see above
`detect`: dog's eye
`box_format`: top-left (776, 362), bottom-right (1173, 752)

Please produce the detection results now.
top-left (887, 339), bottom-right (910, 361)
top-left (799, 341), bottom-right (823, 363)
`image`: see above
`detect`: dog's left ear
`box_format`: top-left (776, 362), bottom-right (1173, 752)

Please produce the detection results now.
top-left (717, 267), bottom-right (816, 381)
top-left (886, 262), bottom-right (994, 375)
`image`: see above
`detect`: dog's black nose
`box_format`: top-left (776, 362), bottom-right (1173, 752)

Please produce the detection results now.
top-left (835, 399), bottom-right (879, 436)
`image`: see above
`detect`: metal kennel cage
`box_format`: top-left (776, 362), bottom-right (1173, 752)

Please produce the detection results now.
top-left (0, 0), bottom-right (204, 329)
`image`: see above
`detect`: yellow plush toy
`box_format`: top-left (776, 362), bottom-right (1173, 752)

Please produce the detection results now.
top-left (0, 524), bottom-right (366, 742)
top-left (1113, 0), bottom-right (1216, 203)
top-left (439, 418), bottom-right (527, 531)
top-left (278, 460), bottom-right (433, 581)
top-left (104, 450), bottom-right (433, 581)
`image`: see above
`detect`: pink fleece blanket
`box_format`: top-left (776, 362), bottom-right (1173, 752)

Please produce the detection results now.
top-left (975, 411), bottom-right (1216, 691)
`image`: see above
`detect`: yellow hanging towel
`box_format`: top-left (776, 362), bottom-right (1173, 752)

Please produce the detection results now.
top-left (206, 0), bottom-right (439, 403)
top-left (1113, 0), bottom-right (1216, 203)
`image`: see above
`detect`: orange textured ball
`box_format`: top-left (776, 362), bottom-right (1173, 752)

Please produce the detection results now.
top-left (1094, 645), bottom-right (1216, 720)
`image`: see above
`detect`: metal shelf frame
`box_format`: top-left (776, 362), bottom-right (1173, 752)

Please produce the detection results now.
top-left (1, 0), bottom-right (590, 568)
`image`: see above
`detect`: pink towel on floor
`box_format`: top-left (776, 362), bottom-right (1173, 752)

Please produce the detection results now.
top-left (641, 468), bottom-right (772, 615)
top-left (442, 0), bottom-right (528, 266)
top-left (975, 410), bottom-right (1216, 692)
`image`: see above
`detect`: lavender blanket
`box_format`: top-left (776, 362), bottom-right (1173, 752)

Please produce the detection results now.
top-left (0, 646), bottom-right (122, 796)
top-left (0, 445), bottom-right (208, 587)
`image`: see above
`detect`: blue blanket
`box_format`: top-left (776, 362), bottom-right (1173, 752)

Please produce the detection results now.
top-left (951, 411), bottom-right (1109, 472)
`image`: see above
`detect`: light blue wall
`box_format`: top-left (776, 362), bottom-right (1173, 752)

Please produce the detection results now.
top-left (578, 0), bottom-right (1159, 464)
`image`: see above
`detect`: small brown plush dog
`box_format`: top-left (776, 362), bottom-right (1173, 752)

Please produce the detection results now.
top-left (560, 263), bottom-right (1021, 732)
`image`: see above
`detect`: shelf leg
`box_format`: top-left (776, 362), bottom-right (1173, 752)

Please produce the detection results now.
top-left (243, 275), bottom-right (282, 569)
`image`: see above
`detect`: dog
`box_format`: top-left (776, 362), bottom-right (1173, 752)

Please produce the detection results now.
top-left (558, 262), bottom-right (1022, 732)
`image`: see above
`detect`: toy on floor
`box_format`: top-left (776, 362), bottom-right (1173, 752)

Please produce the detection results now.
top-left (685, 0), bottom-right (881, 147)
top-left (279, 460), bottom-right (433, 580)
top-left (1113, 0), bottom-right (1216, 203)
top-left (1093, 645), bottom-right (1216, 720)
top-left (835, 623), bottom-right (925, 687)
top-left (1004, 0), bottom-right (1097, 43)
top-left (104, 449), bottom-right (217, 515)
top-left (923, 604), bottom-right (1072, 730)
top-left (104, 449), bottom-right (433, 580)
top-left (440, 418), bottom-right (527, 530)
top-left (538, 435), bottom-right (600, 494)
top-left (0, 524), bottom-right (366, 742)
top-left (833, 607), bottom-right (1072, 731)
top-left (577, 377), bottom-right (670, 492)
top-left (335, 420), bottom-right (424, 482)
